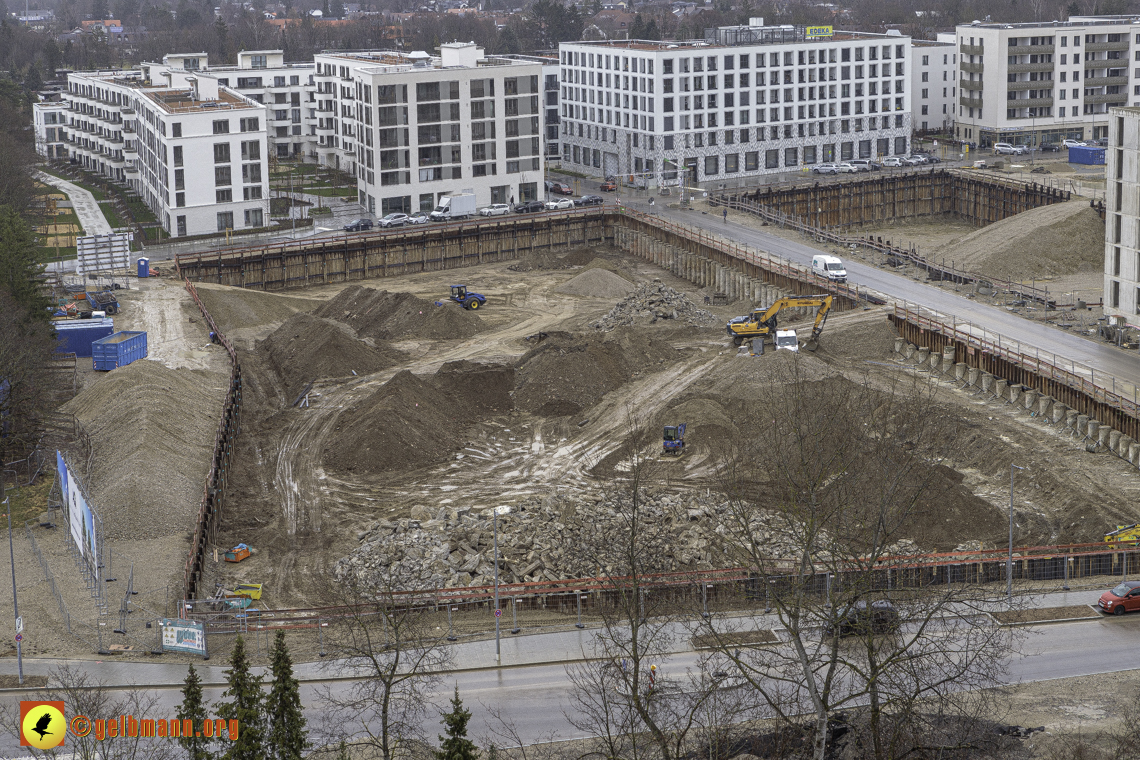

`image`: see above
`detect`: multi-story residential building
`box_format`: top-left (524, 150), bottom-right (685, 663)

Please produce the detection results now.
top-left (502, 54), bottom-right (562, 162)
top-left (35, 68), bottom-right (270, 237)
top-left (34, 99), bottom-right (70, 159)
top-left (151, 51), bottom-right (318, 160)
top-left (313, 43), bottom-right (545, 216)
top-left (558, 23), bottom-right (913, 186)
top-left (1104, 108), bottom-right (1139, 327)
top-left (954, 17), bottom-right (1138, 148)
top-left (911, 39), bottom-right (955, 132)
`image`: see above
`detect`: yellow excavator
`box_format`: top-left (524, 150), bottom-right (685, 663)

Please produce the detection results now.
top-left (725, 294), bottom-right (833, 351)
top-left (1105, 524), bottom-right (1140, 545)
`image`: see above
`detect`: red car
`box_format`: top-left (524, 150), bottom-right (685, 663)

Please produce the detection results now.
top-left (1098, 580), bottom-right (1140, 615)
top-left (600, 181), bottom-right (617, 191)
top-left (551, 182), bottom-right (574, 195)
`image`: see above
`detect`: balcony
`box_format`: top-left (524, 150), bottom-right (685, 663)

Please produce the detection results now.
top-left (960, 95), bottom-right (983, 108)
top-left (1008, 44), bottom-right (1055, 55)
top-left (1085, 76), bottom-right (1128, 88)
top-left (960, 61), bottom-right (984, 74)
top-left (960, 78), bottom-right (983, 92)
top-left (123, 141), bottom-right (137, 153)
top-left (1084, 92), bottom-right (1128, 104)
top-left (1007, 61), bottom-right (1055, 74)
top-left (124, 162), bottom-right (139, 175)
top-left (961, 44), bottom-right (984, 55)
top-left (1086, 40), bottom-right (1129, 52)
top-left (1006, 97), bottom-right (1054, 108)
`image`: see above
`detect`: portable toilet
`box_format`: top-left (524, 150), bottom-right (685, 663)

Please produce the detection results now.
top-left (137, 257), bottom-right (150, 278)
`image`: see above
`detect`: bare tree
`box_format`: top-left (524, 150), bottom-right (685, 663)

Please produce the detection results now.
top-left (314, 536), bottom-right (454, 760)
top-left (701, 359), bottom-right (1023, 760)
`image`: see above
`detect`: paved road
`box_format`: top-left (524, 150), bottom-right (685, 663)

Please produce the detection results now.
top-left (35, 172), bottom-right (112, 237)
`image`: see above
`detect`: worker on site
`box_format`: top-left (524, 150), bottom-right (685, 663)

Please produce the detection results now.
top-left (722, 208), bottom-right (728, 223)
top-left (209, 331), bottom-right (220, 345)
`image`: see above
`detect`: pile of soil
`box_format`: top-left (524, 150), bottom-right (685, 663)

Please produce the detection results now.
top-left (314, 285), bottom-right (484, 341)
top-left (512, 329), bottom-right (682, 416)
top-left (324, 363), bottom-right (513, 475)
top-left (195, 285), bottom-right (319, 335)
top-left (59, 360), bottom-right (226, 541)
top-left (256, 313), bottom-right (406, 400)
top-left (555, 268), bottom-right (636, 299)
top-left (933, 201), bottom-right (1105, 280)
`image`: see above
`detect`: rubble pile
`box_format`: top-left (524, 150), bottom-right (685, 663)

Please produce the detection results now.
top-left (334, 490), bottom-right (799, 591)
top-left (593, 283), bottom-right (719, 331)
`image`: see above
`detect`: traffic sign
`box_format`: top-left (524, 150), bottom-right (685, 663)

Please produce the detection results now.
top-left (15, 634), bottom-right (22, 642)
top-left (15, 616), bottom-right (22, 635)
top-left (495, 609), bottom-right (502, 618)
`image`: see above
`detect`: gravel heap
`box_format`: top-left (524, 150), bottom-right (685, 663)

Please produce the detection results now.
top-left (593, 283), bottom-right (719, 331)
top-left (336, 490), bottom-right (795, 591)
top-left (555, 268), bottom-right (635, 299)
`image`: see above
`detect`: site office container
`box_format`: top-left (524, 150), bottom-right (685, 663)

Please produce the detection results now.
top-left (53, 318), bottom-right (114, 357)
top-left (1068, 146), bottom-right (1106, 165)
top-left (92, 330), bottom-right (148, 371)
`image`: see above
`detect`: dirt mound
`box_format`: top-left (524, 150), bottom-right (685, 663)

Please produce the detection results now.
top-left (562, 247), bottom-right (604, 266)
top-left (60, 360), bottom-right (226, 541)
top-left (257, 313), bottom-right (406, 400)
top-left (314, 285), bottom-right (484, 341)
top-left (195, 285), bottom-right (319, 334)
top-left (933, 202), bottom-right (1105, 280)
top-left (555, 268), bottom-right (636, 299)
top-left (433, 360), bottom-right (516, 416)
top-left (325, 369), bottom-right (489, 474)
top-left (594, 283), bottom-right (720, 331)
top-left (512, 329), bottom-right (681, 417)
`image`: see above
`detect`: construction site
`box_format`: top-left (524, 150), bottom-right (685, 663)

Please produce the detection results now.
top-left (16, 163), bottom-right (1140, 667)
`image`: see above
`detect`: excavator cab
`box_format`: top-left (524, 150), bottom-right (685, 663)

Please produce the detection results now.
top-left (663, 424), bottom-right (686, 455)
top-left (726, 295), bottom-right (832, 351)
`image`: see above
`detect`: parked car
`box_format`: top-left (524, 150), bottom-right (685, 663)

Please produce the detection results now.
top-left (1041, 142), bottom-right (1063, 152)
top-left (1061, 138), bottom-right (1086, 148)
top-left (545, 198), bottom-right (575, 210)
top-left (924, 154), bottom-right (942, 163)
top-left (575, 194), bottom-right (604, 206)
top-left (479, 203), bottom-right (512, 217)
top-left (343, 218), bottom-right (373, 232)
top-left (550, 182), bottom-right (574, 195)
top-left (812, 163), bottom-right (840, 174)
top-left (836, 163), bottom-right (860, 173)
top-left (849, 159), bottom-right (878, 172)
top-left (1099, 581), bottom-right (1140, 615)
top-left (902, 155), bottom-right (926, 165)
top-left (825, 600), bottom-right (900, 637)
top-left (604, 174), bottom-right (617, 182)
top-left (881, 156), bottom-right (904, 167)
top-left (514, 200), bottom-right (545, 213)
top-left (600, 180), bottom-right (618, 191)
top-left (407, 211), bottom-right (430, 224)
top-left (377, 213), bottom-right (409, 228)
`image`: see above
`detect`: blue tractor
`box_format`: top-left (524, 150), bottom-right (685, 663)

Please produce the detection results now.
top-left (663, 423), bottom-right (686, 456)
top-left (450, 285), bottom-right (487, 311)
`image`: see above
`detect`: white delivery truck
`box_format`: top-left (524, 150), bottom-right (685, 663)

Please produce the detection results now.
top-left (429, 193), bottom-right (477, 221)
top-left (811, 254), bottom-right (847, 283)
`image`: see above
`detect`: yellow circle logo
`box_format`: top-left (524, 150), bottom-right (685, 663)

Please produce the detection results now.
top-left (21, 703), bottom-right (66, 749)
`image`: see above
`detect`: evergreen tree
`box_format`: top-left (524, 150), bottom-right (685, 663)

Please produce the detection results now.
top-left (265, 631), bottom-right (307, 760)
top-left (216, 636), bottom-right (266, 760)
top-left (0, 206), bottom-right (49, 321)
top-left (435, 687), bottom-right (478, 760)
top-left (335, 741), bottom-right (351, 760)
top-left (176, 664), bottom-right (213, 760)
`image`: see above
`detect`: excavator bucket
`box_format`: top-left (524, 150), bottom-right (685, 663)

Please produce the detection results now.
top-left (802, 338), bottom-right (819, 352)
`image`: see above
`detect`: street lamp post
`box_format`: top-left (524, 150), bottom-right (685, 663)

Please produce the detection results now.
top-left (1008, 464), bottom-right (1025, 609)
top-left (1, 471), bottom-right (23, 684)
top-left (493, 505), bottom-right (511, 665)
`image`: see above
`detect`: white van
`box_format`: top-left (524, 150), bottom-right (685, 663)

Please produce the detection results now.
top-left (812, 254), bottom-right (847, 283)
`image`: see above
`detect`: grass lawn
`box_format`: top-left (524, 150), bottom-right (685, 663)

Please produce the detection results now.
top-left (35, 245), bottom-right (77, 262)
top-left (8, 475), bottom-right (54, 523)
top-left (304, 186), bottom-right (357, 197)
top-left (40, 168), bottom-right (107, 201)
top-left (143, 226), bottom-right (170, 242)
top-left (99, 201), bottom-right (127, 229)
top-left (125, 196), bottom-right (158, 224)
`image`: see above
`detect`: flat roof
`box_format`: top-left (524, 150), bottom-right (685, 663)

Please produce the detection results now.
top-left (567, 29), bottom-right (908, 52)
top-left (143, 87), bottom-right (256, 113)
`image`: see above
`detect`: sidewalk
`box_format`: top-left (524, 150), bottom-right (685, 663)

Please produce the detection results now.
top-left (0, 588), bottom-right (1105, 691)
top-left (35, 172), bottom-right (112, 237)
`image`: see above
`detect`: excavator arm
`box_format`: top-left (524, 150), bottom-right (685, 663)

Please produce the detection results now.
top-left (726, 295), bottom-right (834, 350)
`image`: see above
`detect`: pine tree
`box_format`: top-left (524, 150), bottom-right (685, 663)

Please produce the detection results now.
top-left (176, 663), bottom-right (213, 760)
top-left (216, 636), bottom-right (265, 760)
top-left (0, 206), bottom-right (50, 321)
top-left (435, 687), bottom-right (479, 760)
top-left (265, 631), bottom-right (307, 760)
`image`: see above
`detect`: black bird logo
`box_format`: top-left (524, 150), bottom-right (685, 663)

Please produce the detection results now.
top-left (31, 711), bottom-right (53, 740)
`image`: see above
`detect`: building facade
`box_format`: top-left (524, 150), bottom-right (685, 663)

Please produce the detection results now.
top-left (35, 68), bottom-right (270, 237)
top-left (1105, 108), bottom-right (1139, 327)
top-left (954, 17), bottom-right (1139, 148)
top-left (313, 44), bottom-right (545, 216)
top-left (911, 40), bottom-right (955, 132)
top-left (34, 100), bottom-right (70, 159)
top-left (558, 24), bottom-right (913, 186)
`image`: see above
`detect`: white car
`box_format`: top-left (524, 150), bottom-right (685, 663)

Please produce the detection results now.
top-left (1062, 138), bottom-right (1086, 148)
top-left (994, 142), bottom-right (1027, 155)
top-left (836, 163), bottom-right (859, 173)
top-left (881, 157), bottom-right (904, 167)
top-left (812, 163), bottom-right (840, 174)
top-left (545, 198), bottom-right (575, 210)
top-left (479, 204), bottom-right (511, 217)
top-left (377, 213), bottom-right (409, 228)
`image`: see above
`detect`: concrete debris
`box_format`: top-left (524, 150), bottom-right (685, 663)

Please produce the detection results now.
top-left (592, 283), bottom-right (719, 331)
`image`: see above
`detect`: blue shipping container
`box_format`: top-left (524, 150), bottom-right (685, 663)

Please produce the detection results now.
top-left (1068, 145), bottom-right (1105, 165)
top-left (54, 318), bottom-right (114, 357)
top-left (92, 331), bottom-right (148, 371)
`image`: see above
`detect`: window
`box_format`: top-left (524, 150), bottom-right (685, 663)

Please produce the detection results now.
top-left (214, 143), bottom-right (231, 163)
top-left (175, 169), bottom-right (184, 190)
top-left (172, 122), bottom-right (182, 138)
top-left (241, 141), bottom-right (260, 160)
top-left (215, 166), bottom-right (231, 186)
top-left (704, 155), bottom-right (718, 175)
top-left (173, 146), bottom-right (183, 166)
top-left (242, 163), bottom-right (262, 183)
top-left (784, 147), bottom-right (798, 166)
top-left (217, 211), bottom-right (234, 231)
top-left (216, 189), bottom-right (232, 203)
top-left (176, 216), bottom-right (186, 236)
top-left (212, 119), bottom-right (230, 134)
top-left (240, 117), bottom-right (259, 132)
top-left (175, 192), bottom-right (185, 207)
top-left (243, 186), bottom-right (263, 200)
top-left (251, 54), bottom-right (267, 69)
top-left (765, 149), bottom-right (779, 168)
top-left (244, 209), bottom-right (263, 227)
top-left (922, 55), bottom-right (929, 65)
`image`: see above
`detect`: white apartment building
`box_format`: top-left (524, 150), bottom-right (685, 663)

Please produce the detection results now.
top-left (558, 24), bottom-right (913, 185)
top-left (954, 17), bottom-right (1139, 148)
top-left (35, 68), bottom-right (270, 237)
top-left (34, 100), bottom-right (70, 159)
top-left (912, 40), bottom-right (955, 132)
top-left (313, 44), bottom-right (545, 216)
top-left (1105, 108), bottom-right (1139, 326)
